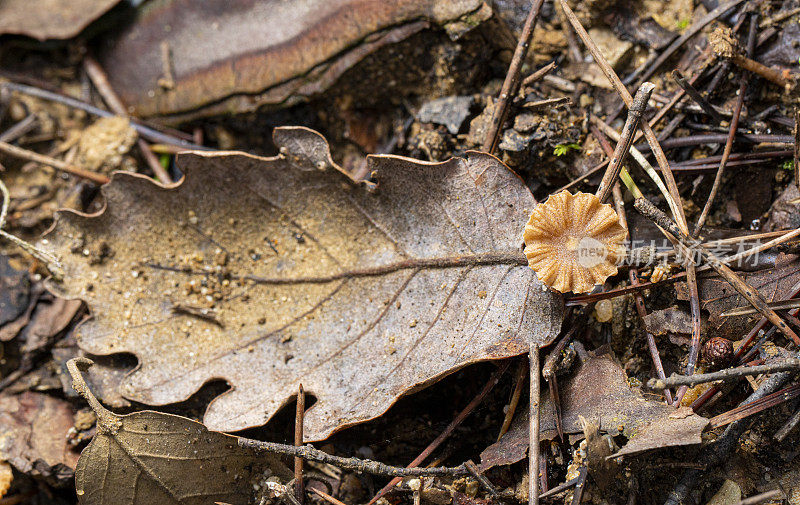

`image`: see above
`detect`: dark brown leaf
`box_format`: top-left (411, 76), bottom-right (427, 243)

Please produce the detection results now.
top-left (0, 255), bottom-right (29, 327)
top-left (68, 359), bottom-right (290, 505)
top-left (0, 0), bottom-right (121, 40)
top-left (98, 0), bottom-right (490, 120)
top-left (479, 354), bottom-right (708, 469)
top-left (0, 392), bottom-right (79, 476)
top-left (42, 126), bottom-right (564, 440)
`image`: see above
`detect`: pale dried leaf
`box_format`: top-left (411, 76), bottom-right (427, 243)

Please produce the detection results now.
top-left (0, 0), bottom-right (121, 40)
top-left (43, 126), bottom-right (563, 440)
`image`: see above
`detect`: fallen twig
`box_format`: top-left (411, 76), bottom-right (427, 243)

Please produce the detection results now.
top-left (648, 359), bottom-right (800, 389)
top-left (238, 438), bottom-right (469, 478)
top-left (0, 140), bottom-right (109, 185)
top-left (2, 81), bottom-right (207, 150)
top-left (672, 70), bottom-right (724, 124)
top-left (630, 270), bottom-right (674, 404)
top-left (530, 343), bottom-right (541, 505)
top-left (708, 381), bottom-right (800, 429)
top-left (694, 13), bottom-right (755, 236)
top-left (83, 55), bottom-right (172, 182)
top-left (295, 384), bottom-right (305, 505)
top-left (733, 490), bottom-right (785, 505)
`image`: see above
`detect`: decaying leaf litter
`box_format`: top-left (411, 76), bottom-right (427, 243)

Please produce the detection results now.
top-left (1, 0), bottom-right (800, 504)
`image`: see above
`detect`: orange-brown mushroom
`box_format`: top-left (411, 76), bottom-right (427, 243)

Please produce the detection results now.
top-left (523, 190), bottom-right (627, 293)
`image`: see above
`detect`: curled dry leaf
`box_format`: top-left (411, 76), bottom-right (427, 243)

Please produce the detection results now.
top-left (479, 354), bottom-right (708, 470)
top-left (42, 127), bottom-right (564, 440)
top-left (0, 0), bottom-right (121, 40)
top-left (98, 0), bottom-right (490, 121)
top-left (523, 190), bottom-right (627, 293)
top-left (68, 358), bottom-right (290, 505)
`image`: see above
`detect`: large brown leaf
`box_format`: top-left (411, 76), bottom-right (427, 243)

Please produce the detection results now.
top-left (68, 358), bottom-right (290, 505)
top-left (98, 0), bottom-right (489, 120)
top-left (42, 127), bottom-right (563, 440)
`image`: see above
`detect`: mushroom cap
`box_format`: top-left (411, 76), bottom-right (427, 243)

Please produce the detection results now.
top-left (523, 190), bottom-right (627, 293)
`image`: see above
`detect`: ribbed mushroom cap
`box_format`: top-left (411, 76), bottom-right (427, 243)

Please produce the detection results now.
top-left (523, 190), bottom-right (627, 293)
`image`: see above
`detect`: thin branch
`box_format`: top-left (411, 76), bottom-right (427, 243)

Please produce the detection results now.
top-left (648, 359), bottom-right (800, 389)
top-left (482, 0), bottom-right (546, 154)
top-left (0, 140), bottom-right (109, 185)
top-left (498, 361), bottom-right (527, 440)
top-left (708, 382), bottom-right (800, 429)
top-left (239, 438), bottom-right (468, 477)
top-left (295, 384), bottom-right (305, 505)
top-left (1, 82), bottom-right (207, 150)
top-left (0, 176), bottom-right (64, 278)
top-left (733, 490), bottom-right (784, 505)
top-left (774, 403), bottom-right (800, 442)
top-left (521, 62), bottom-right (557, 88)
top-left (464, 461), bottom-right (502, 500)
top-left (83, 55), bottom-right (173, 183)
top-left (630, 270), bottom-right (674, 404)
top-left (529, 343), bottom-right (541, 505)
top-left (0, 114), bottom-right (38, 143)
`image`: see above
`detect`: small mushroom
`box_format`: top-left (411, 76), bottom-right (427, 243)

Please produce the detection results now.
top-left (523, 190), bottom-right (627, 293)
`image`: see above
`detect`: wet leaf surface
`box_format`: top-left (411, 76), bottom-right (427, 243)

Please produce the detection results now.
top-left (98, 0), bottom-right (488, 120)
top-left (479, 354), bottom-right (708, 469)
top-left (0, 392), bottom-right (79, 478)
top-left (43, 126), bottom-right (563, 440)
top-left (0, 0), bottom-right (121, 40)
top-left (68, 359), bottom-right (290, 505)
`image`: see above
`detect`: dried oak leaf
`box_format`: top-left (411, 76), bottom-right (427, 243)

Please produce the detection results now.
top-left (68, 359), bottom-right (290, 505)
top-left (42, 126), bottom-right (564, 440)
top-left (479, 354), bottom-right (708, 469)
top-left (0, 392), bottom-right (79, 478)
top-left (0, 0), bottom-right (121, 40)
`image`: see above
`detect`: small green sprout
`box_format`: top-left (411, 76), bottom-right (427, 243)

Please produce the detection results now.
top-left (676, 18), bottom-right (690, 30)
top-left (553, 143), bottom-right (582, 156)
